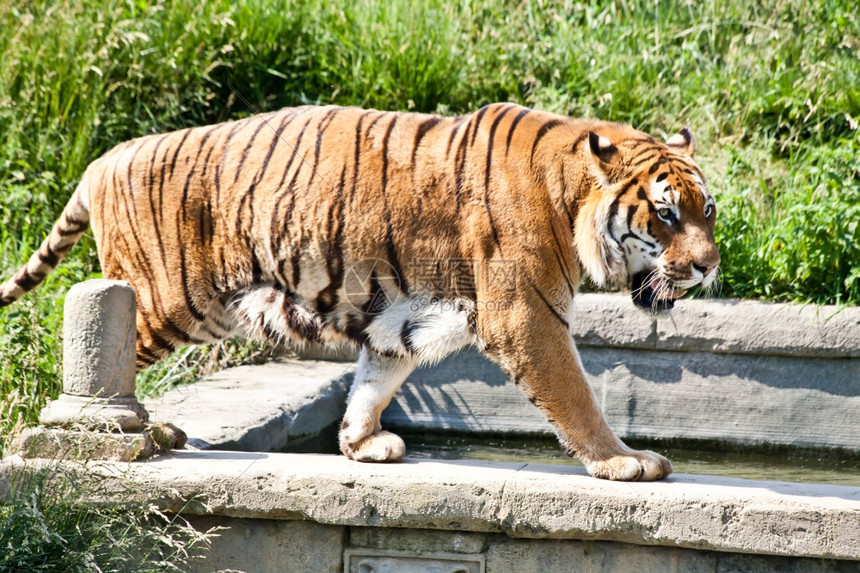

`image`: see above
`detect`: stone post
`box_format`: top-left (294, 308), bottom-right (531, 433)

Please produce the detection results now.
top-left (38, 279), bottom-right (149, 431)
top-left (17, 279), bottom-right (164, 462)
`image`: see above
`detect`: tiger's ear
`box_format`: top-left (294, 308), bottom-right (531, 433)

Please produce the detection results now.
top-left (587, 131), bottom-right (621, 187)
top-left (666, 127), bottom-right (694, 157)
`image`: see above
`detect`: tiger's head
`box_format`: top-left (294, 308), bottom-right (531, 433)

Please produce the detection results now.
top-left (573, 125), bottom-right (720, 314)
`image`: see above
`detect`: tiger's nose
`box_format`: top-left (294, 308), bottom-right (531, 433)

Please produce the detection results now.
top-left (692, 255), bottom-right (720, 276)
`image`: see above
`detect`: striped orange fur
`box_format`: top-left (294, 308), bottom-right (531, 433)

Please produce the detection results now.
top-left (1, 104), bottom-right (719, 480)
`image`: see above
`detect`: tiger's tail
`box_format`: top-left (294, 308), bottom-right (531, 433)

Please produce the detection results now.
top-left (0, 174), bottom-right (91, 308)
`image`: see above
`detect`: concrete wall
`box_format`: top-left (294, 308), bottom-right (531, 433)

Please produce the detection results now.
top-left (184, 521), bottom-right (860, 573)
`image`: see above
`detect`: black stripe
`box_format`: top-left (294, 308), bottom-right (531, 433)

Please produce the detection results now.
top-left (238, 112), bottom-right (296, 244)
top-left (364, 112), bottom-right (387, 140)
top-left (199, 203), bottom-right (212, 243)
top-left (56, 222), bottom-right (88, 236)
top-left (291, 248), bottom-right (301, 289)
top-left (178, 244), bottom-right (206, 322)
top-left (200, 125), bottom-right (226, 177)
top-left (400, 319), bottom-right (419, 354)
top-left (235, 193), bottom-right (249, 238)
top-left (277, 115), bottom-right (318, 239)
top-left (648, 156), bottom-right (669, 174)
top-left (349, 111), bottom-right (374, 204)
top-left (483, 105), bottom-right (515, 252)
top-left (141, 136), bottom-right (171, 270)
top-left (380, 114), bottom-right (399, 195)
top-left (552, 248), bottom-right (576, 296)
top-left (618, 204), bottom-right (657, 248)
top-left (655, 172), bottom-right (669, 183)
top-left (147, 133), bottom-right (171, 192)
top-left (191, 125), bottom-right (218, 173)
top-left (250, 250), bottom-right (264, 284)
top-left (108, 178), bottom-right (193, 348)
top-left (315, 168), bottom-right (347, 315)
top-left (483, 105), bottom-right (514, 190)
top-left (269, 113), bottom-right (316, 264)
top-left (445, 119), bottom-right (465, 159)
top-left (469, 105), bottom-right (492, 147)
top-left (529, 119), bottom-right (565, 164)
top-left (37, 248), bottom-right (60, 267)
top-left (167, 128), bottom-right (193, 178)
top-left (62, 212), bottom-right (88, 227)
top-left (410, 116), bottom-right (442, 171)
top-left (124, 139), bottom-right (147, 206)
top-left (139, 318), bottom-right (176, 355)
top-left (548, 225), bottom-right (576, 296)
top-left (14, 270), bottom-right (40, 291)
top-left (306, 108), bottom-right (341, 195)
top-left (529, 280), bottom-right (569, 330)
top-left (505, 108), bottom-right (530, 155)
top-left (233, 119), bottom-right (269, 184)
top-left (379, 115), bottom-right (408, 292)
top-left (180, 126), bottom-right (222, 225)
top-left (629, 151), bottom-right (660, 170)
top-left (216, 118), bottom-right (251, 201)
top-left (453, 121), bottom-right (471, 207)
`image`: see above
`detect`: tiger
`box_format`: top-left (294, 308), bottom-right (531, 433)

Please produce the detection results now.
top-left (0, 103), bottom-right (719, 481)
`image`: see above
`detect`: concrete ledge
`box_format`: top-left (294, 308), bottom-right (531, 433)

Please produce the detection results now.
top-left (8, 451), bottom-right (856, 562)
top-left (572, 294), bottom-right (860, 358)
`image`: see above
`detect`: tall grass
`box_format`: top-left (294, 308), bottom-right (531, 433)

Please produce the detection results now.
top-left (0, 0), bottom-right (858, 449)
top-left (1, 455), bottom-right (215, 571)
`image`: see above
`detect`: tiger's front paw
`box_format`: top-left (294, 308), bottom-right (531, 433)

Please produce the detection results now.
top-left (340, 430), bottom-right (405, 463)
top-left (585, 449), bottom-right (673, 481)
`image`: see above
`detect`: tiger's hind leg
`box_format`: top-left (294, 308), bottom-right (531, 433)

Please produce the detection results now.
top-left (339, 348), bottom-right (418, 462)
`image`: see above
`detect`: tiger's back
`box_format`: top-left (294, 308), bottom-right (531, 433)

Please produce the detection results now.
top-left (82, 104), bottom-right (570, 367)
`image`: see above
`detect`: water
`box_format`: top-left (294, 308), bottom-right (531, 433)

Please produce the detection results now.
top-left (400, 433), bottom-right (860, 486)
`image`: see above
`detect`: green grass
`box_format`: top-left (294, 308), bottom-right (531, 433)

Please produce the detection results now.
top-left (0, 0), bottom-right (858, 453)
top-left (1, 455), bottom-right (215, 572)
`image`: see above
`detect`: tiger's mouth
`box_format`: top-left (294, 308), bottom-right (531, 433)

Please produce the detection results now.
top-left (630, 270), bottom-right (687, 314)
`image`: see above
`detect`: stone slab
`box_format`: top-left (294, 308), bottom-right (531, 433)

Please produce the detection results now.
top-left (8, 451), bottom-right (856, 561)
top-left (587, 347), bottom-right (860, 448)
top-left (145, 358), bottom-right (354, 451)
top-left (16, 426), bottom-right (154, 462)
top-left (39, 393), bottom-right (149, 432)
top-left (572, 294), bottom-right (860, 358)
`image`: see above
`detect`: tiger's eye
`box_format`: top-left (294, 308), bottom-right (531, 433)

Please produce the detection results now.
top-left (657, 207), bottom-right (673, 220)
